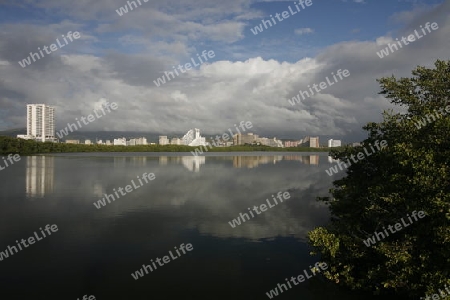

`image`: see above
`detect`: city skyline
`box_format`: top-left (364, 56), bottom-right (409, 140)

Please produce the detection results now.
top-left (14, 104), bottom-right (342, 146)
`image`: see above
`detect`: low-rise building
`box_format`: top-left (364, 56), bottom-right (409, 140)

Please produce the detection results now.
top-left (267, 137), bottom-right (284, 148)
top-left (328, 139), bottom-right (342, 147)
top-left (65, 140), bottom-right (80, 144)
top-left (113, 137), bottom-right (127, 146)
top-left (285, 140), bottom-right (301, 147)
top-left (159, 136), bottom-right (170, 145)
top-left (17, 135), bottom-right (34, 140)
top-left (171, 137), bottom-right (182, 145)
top-left (135, 137), bottom-right (147, 145)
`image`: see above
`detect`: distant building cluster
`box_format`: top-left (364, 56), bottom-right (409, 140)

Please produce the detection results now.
top-left (15, 104), bottom-right (344, 148)
top-left (283, 136), bottom-right (321, 148)
top-left (233, 133), bottom-right (283, 147)
top-left (159, 128), bottom-right (207, 146)
top-left (158, 129), bottom-right (286, 148)
top-left (113, 137), bottom-right (148, 146)
top-left (283, 137), bottom-right (343, 148)
top-left (62, 137), bottom-right (149, 146)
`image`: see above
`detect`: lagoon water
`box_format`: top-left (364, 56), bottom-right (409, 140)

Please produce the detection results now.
top-left (0, 153), bottom-right (380, 299)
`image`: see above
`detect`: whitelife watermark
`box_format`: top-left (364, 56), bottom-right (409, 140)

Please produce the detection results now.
top-left (0, 154), bottom-right (21, 172)
top-left (56, 102), bottom-right (118, 140)
top-left (251, 0), bottom-right (313, 35)
top-left (77, 295), bottom-right (96, 300)
top-left (191, 121), bottom-right (253, 157)
top-left (421, 284), bottom-right (450, 300)
top-left (18, 31), bottom-right (81, 68)
top-left (413, 103), bottom-right (450, 129)
top-left (0, 224), bottom-right (59, 262)
top-left (376, 22), bottom-right (439, 59)
top-left (153, 50), bottom-right (215, 87)
top-left (228, 191), bottom-right (291, 228)
top-left (363, 211), bottom-right (427, 247)
top-left (265, 262), bottom-right (328, 298)
top-left (131, 243), bottom-right (193, 280)
top-left (93, 172), bottom-right (156, 209)
top-left (288, 69), bottom-right (350, 106)
top-left (115, 0), bottom-right (148, 16)
top-left (325, 140), bottom-right (388, 176)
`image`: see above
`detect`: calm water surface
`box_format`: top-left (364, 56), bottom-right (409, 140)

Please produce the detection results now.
top-left (0, 152), bottom-right (381, 299)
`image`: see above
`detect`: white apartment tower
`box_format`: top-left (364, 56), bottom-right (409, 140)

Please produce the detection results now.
top-left (26, 104), bottom-right (56, 142)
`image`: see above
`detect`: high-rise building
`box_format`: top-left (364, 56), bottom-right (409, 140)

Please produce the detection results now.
top-left (309, 137), bottom-right (320, 148)
top-left (18, 104), bottom-right (56, 142)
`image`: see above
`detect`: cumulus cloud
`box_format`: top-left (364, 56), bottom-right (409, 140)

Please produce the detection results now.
top-left (294, 27), bottom-right (314, 35)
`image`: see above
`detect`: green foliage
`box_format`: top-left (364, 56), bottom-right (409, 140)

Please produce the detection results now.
top-left (308, 60), bottom-right (450, 298)
top-left (0, 136), bottom-right (334, 155)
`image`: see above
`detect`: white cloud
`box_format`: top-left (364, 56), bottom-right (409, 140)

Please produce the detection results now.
top-left (294, 27), bottom-right (314, 35)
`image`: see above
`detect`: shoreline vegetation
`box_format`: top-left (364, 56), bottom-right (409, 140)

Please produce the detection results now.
top-left (308, 60), bottom-right (450, 298)
top-left (0, 136), bottom-right (338, 155)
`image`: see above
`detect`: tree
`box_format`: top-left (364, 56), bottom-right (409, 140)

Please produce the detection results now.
top-left (308, 60), bottom-right (450, 298)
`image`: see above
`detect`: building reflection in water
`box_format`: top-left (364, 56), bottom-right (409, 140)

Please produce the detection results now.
top-left (114, 156), bottom-right (148, 167)
top-left (159, 156), bottom-right (205, 172)
top-left (282, 155), bottom-right (319, 165)
top-left (159, 156), bottom-right (168, 166)
top-left (26, 156), bottom-right (54, 198)
top-left (129, 156), bottom-right (148, 166)
top-left (328, 156), bottom-right (338, 163)
top-left (158, 154), bottom-right (320, 171)
top-left (181, 156), bottom-right (205, 172)
top-left (232, 156), bottom-right (283, 168)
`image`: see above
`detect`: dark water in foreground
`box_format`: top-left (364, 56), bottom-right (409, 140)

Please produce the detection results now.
top-left (0, 153), bottom-right (380, 299)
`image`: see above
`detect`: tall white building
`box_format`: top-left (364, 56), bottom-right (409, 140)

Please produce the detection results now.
top-left (18, 104), bottom-right (56, 142)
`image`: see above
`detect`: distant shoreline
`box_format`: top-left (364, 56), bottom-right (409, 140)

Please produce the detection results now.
top-left (0, 136), bottom-right (339, 155)
top-left (44, 151), bottom-right (333, 157)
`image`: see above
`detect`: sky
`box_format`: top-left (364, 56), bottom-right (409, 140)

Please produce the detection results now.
top-left (0, 0), bottom-right (448, 142)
